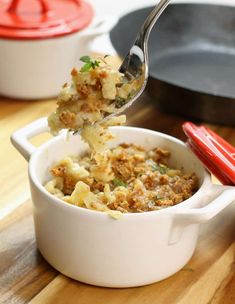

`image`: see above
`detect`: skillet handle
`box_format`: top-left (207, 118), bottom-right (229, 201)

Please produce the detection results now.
top-left (11, 117), bottom-right (49, 162)
top-left (168, 184), bottom-right (235, 245)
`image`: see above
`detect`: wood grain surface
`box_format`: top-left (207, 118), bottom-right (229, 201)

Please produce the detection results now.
top-left (0, 57), bottom-right (235, 303)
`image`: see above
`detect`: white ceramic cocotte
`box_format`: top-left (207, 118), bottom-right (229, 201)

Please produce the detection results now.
top-left (11, 118), bottom-right (235, 288)
top-left (0, 0), bottom-right (117, 99)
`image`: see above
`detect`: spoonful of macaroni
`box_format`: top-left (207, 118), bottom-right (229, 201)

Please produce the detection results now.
top-left (48, 1), bottom-right (170, 150)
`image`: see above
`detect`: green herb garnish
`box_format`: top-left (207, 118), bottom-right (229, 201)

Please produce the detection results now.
top-left (115, 97), bottom-right (126, 108)
top-left (80, 56), bottom-right (100, 72)
top-left (112, 178), bottom-right (127, 187)
top-left (155, 196), bottom-right (164, 201)
top-left (127, 92), bottom-right (132, 99)
top-left (72, 130), bottom-right (79, 135)
top-left (151, 161), bottom-right (168, 174)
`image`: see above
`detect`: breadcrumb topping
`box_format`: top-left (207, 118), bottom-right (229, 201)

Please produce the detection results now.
top-left (45, 144), bottom-right (198, 214)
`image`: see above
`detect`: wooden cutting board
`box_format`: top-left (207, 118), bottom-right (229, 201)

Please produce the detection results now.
top-left (0, 58), bottom-right (235, 303)
top-left (1, 192), bottom-right (235, 304)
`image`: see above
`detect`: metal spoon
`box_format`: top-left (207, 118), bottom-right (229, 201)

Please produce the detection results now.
top-left (71, 0), bottom-right (170, 134)
top-left (106, 0), bottom-right (170, 118)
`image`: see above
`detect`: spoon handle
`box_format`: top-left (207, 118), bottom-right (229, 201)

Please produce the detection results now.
top-left (137, 0), bottom-right (171, 49)
top-left (119, 0), bottom-right (170, 77)
top-left (116, 0), bottom-right (170, 119)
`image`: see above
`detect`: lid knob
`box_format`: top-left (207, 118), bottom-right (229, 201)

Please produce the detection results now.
top-left (7, 0), bottom-right (50, 15)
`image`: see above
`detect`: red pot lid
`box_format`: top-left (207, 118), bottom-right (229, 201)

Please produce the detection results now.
top-left (0, 0), bottom-right (94, 40)
top-left (183, 122), bottom-right (235, 186)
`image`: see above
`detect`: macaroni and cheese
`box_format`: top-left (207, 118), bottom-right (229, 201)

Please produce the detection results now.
top-left (45, 144), bottom-right (198, 216)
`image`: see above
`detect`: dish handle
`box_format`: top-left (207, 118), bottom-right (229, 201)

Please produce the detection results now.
top-left (11, 117), bottom-right (49, 162)
top-left (169, 184), bottom-right (235, 244)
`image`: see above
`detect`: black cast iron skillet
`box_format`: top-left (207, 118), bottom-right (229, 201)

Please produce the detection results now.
top-left (110, 3), bottom-right (235, 125)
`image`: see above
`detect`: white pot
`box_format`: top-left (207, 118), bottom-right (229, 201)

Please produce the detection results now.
top-left (0, 16), bottom-right (117, 100)
top-left (11, 118), bottom-right (235, 288)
